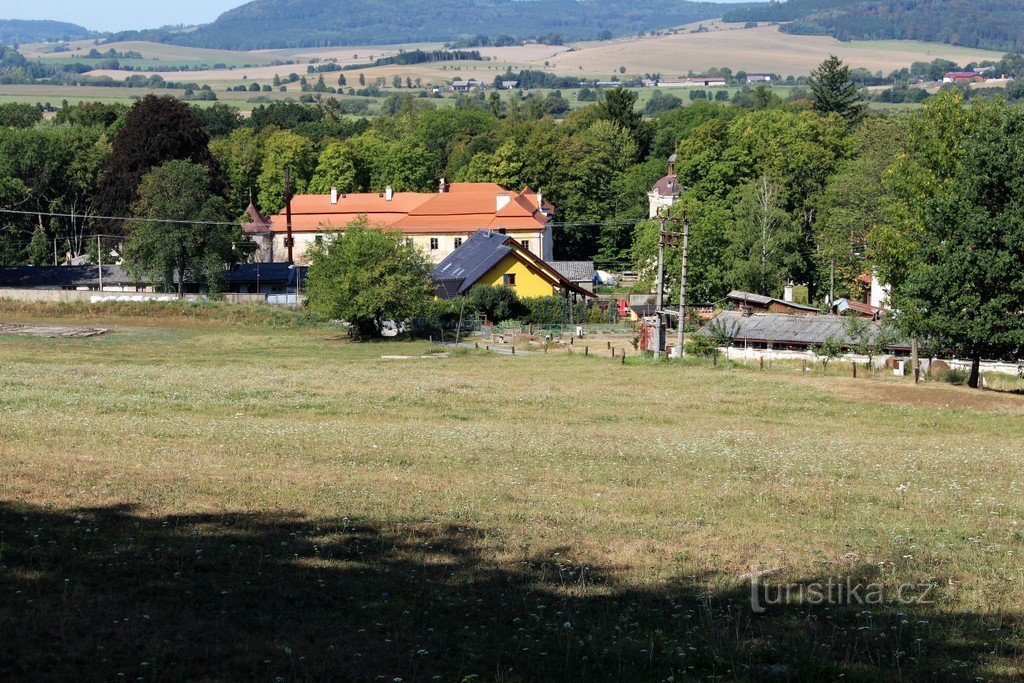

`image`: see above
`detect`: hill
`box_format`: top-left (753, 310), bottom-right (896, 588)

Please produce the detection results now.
top-left (0, 19), bottom-right (92, 44)
top-left (723, 0), bottom-right (1024, 53)
top-left (105, 0), bottom-right (741, 50)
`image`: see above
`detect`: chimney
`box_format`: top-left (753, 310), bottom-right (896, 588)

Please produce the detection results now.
top-left (497, 227), bottom-right (507, 235)
top-left (784, 281), bottom-right (794, 303)
top-left (496, 192), bottom-right (511, 211)
top-left (385, 185), bottom-right (393, 201)
top-left (439, 177), bottom-right (447, 193)
top-left (330, 187), bottom-right (338, 205)
top-left (536, 190), bottom-right (543, 212)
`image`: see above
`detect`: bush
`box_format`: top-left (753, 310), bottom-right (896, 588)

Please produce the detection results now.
top-left (464, 285), bottom-right (525, 323)
top-left (685, 334), bottom-right (719, 357)
top-left (938, 368), bottom-right (969, 385)
top-left (521, 295), bottom-right (586, 325)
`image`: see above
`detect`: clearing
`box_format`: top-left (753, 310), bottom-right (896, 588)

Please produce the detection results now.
top-left (0, 311), bottom-right (1022, 680)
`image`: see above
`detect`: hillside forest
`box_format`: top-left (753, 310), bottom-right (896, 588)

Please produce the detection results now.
top-left (723, 0), bottom-right (1024, 53)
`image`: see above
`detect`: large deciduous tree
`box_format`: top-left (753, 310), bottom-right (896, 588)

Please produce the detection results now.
top-left (894, 101), bottom-right (1024, 388)
top-left (304, 223), bottom-right (432, 338)
top-left (94, 95), bottom-right (223, 234)
top-left (123, 160), bottom-right (241, 294)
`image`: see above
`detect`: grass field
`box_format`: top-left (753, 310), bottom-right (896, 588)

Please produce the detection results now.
top-left (1, 306), bottom-right (1022, 680)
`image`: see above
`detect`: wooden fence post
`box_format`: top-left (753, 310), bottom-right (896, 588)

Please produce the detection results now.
top-left (511, 346), bottom-right (515, 356)
top-left (852, 362), bottom-right (857, 378)
top-left (585, 346), bottom-right (589, 356)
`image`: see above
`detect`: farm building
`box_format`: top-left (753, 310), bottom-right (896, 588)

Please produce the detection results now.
top-left (0, 263), bottom-right (306, 295)
top-left (549, 261), bottom-right (596, 292)
top-left (746, 73), bottom-right (775, 84)
top-left (0, 265), bottom-right (147, 292)
top-left (265, 181), bottom-right (555, 265)
top-left (696, 311), bottom-right (910, 354)
top-left (431, 229), bottom-right (595, 301)
top-left (943, 72), bottom-right (985, 83)
top-left (831, 298), bottom-right (883, 319)
top-left (726, 290), bottom-right (820, 316)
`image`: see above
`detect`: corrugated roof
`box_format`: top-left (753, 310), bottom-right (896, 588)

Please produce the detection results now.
top-left (550, 261), bottom-right (595, 283)
top-left (696, 311), bottom-right (909, 350)
top-left (226, 263), bottom-right (306, 284)
top-left (0, 265), bottom-right (140, 288)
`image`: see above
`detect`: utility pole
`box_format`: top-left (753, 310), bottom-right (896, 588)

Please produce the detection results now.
top-left (284, 168), bottom-right (295, 265)
top-left (654, 215), bottom-right (667, 358)
top-left (676, 217), bottom-right (689, 356)
top-left (829, 258), bottom-right (835, 306)
top-left (659, 214), bottom-right (688, 358)
top-left (97, 234), bottom-right (103, 291)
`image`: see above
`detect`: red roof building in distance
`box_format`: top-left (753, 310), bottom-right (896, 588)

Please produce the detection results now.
top-left (265, 181), bottom-right (554, 264)
top-left (943, 72), bottom-right (985, 83)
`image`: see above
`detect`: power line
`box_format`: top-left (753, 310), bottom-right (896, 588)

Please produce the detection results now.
top-left (0, 208), bottom-right (242, 227)
top-left (1, 208), bottom-right (651, 231)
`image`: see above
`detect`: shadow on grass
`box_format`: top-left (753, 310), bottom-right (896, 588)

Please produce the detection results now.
top-left (1, 502), bottom-right (1020, 681)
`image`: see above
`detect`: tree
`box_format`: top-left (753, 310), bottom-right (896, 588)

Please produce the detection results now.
top-left (308, 143), bottom-right (358, 194)
top-left (123, 160), bottom-right (242, 295)
top-left (26, 222), bottom-right (50, 265)
top-left (210, 127), bottom-right (266, 216)
top-left (93, 96), bottom-right (222, 234)
top-left (305, 223), bottom-right (433, 338)
top-left (725, 176), bottom-right (803, 297)
top-left (596, 87), bottom-right (642, 140)
top-left (808, 56), bottom-right (865, 125)
top-left (894, 102), bottom-right (1024, 388)
top-left (0, 102), bottom-right (42, 128)
top-left (256, 130), bottom-right (316, 213)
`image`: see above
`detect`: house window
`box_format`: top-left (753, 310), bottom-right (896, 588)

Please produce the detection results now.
top-left (503, 273), bottom-right (516, 287)
top-left (314, 235), bottom-right (324, 244)
top-left (430, 238), bottom-right (439, 250)
top-left (405, 238), bottom-right (413, 247)
top-left (453, 237), bottom-right (463, 248)
top-left (520, 239), bottom-right (530, 252)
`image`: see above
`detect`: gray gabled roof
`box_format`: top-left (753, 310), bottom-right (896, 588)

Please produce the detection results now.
top-left (549, 261), bottom-right (594, 283)
top-left (696, 311), bottom-right (909, 350)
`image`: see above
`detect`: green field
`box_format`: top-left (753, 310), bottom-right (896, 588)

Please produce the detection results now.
top-left (1, 306), bottom-right (1022, 679)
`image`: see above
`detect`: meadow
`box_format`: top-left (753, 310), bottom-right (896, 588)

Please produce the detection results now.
top-left (1, 308), bottom-right (1022, 680)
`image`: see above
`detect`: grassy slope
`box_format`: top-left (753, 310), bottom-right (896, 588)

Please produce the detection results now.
top-left (0, 313), bottom-right (1022, 679)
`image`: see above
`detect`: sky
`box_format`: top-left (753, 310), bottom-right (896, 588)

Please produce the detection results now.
top-left (1, 0), bottom-right (245, 32)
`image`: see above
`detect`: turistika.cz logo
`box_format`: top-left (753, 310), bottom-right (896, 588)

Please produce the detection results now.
top-left (749, 575), bottom-right (938, 614)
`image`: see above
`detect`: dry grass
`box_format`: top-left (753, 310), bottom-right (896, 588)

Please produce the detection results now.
top-left (1, 311), bottom-right (1023, 679)
top-left (548, 24), bottom-right (1005, 77)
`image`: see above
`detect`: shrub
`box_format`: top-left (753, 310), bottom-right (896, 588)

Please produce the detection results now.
top-left (938, 368), bottom-right (969, 386)
top-left (685, 334), bottom-right (718, 357)
top-left (464, 285), bottom-right (525, 323)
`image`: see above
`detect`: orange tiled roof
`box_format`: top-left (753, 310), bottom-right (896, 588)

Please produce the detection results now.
top-left (267, 183), bottom-right (552, 234)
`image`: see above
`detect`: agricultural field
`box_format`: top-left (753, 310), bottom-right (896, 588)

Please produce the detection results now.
top-left (3, 22), bottom-right (1008, 114)
top-left (1, 306), bottom-right (1022, 680)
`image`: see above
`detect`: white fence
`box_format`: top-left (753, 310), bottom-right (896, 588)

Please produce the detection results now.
top-left (721, 346), bottom-right (1023, 377)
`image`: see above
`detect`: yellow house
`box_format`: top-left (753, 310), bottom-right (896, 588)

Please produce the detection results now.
top-left (431, 229), bottom-right (596, 301)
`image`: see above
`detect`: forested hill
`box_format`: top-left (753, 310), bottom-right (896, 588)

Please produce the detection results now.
top-left (723, 0), bottom-right (1024, 53)
top-left (0, 20), bottom-right (92, 44)
top-left (105, 0), bottom-right (740, 50)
